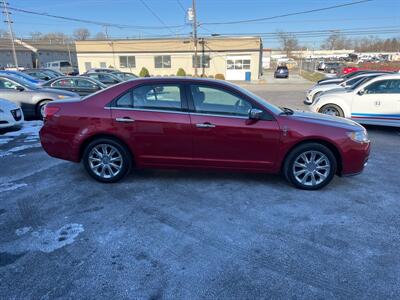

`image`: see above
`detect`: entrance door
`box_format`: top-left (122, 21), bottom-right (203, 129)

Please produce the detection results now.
top-left (226, 56), bottom-right (251, 81)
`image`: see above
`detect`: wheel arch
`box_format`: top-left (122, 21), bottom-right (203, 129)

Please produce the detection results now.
top-left (281, 138), bottom-right (343, 174)
top-left (78, 133), bottom-right (135, 164)
top-left (317, 98), bottom-right (351, 118)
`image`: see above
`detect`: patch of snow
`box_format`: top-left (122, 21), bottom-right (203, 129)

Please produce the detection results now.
top-left (0, 143), bottom-right (41, 157)
top-left (0, 182), bottom-right (27, 192)
top-left (15, 226), bottom-right (32, 236)
top-left (1, 223), bottom-right (84, 254)
top-left (0, 121), bottom-right (42, 145)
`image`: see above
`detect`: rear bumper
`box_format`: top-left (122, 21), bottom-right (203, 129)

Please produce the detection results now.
top-left (39, 124), bottom-right (80, 162)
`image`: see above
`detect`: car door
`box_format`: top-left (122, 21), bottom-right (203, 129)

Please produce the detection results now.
top-left (352, 79), bottom-right (400, 125)
top-left (110, 83), bottom-right (193, 167)
top-left (187, 84), bottom-right (280, 171)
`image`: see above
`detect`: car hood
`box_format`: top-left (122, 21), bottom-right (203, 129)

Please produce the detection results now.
top-left (0, 98), bottom-right (18, 110)
top-left (290, 110), bottom-right (363, 130)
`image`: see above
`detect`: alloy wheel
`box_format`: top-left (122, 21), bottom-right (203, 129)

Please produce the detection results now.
top-left (292, 150), bottom-right (331, 187)
top-left (88, 144), bottom-right (123, 179)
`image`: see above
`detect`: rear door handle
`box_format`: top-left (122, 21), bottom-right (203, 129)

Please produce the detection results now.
top-left (196, 122), bottom-right (216, 128)
top-left (115, 117), bottom-right (135, 123)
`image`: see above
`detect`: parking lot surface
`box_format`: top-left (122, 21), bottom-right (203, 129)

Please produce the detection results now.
top-left (1, 73), bottom-right (400, 299)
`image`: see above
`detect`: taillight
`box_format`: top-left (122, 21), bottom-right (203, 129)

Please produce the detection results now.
top-left (44, 106), bottom-right (60, 118)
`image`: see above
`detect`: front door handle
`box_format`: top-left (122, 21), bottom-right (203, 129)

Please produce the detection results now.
top-left (116, 117), bottom-right (135, 123)
top-left (196, 122), bottom-right (216, 128)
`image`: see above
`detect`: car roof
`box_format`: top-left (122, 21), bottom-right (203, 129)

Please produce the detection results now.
top-left (366, 73), bottom-right (400, 80)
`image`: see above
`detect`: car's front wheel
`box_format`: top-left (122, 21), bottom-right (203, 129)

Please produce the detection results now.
top-left (284, 143), bottom-right (337, 190)
top-left (319, 104), bottom-right (344, 117)
top-left (83, 138), bottom-right (132, 183)
top-left (36, 100), bottom-right (50, 120)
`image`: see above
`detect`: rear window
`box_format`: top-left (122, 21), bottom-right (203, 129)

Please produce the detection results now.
top-left (60, 62), bottom-right (71, 67)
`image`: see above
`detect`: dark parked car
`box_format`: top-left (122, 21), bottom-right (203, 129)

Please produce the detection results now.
top-left (0, 74), bottom-right (79, 119)
top-left (324, 62), bottom-right (342, 74)
top-left (40, 77), bottom-right (370, 190)
top-left (41, 76), bottom-right (107, 96)
top-left (81, 72), bottom-right (123, 86)
top-left (274, 66), bottom-right (289, 78)
top-left (112, 72), bottom-right (138, 81)
top-left (22, 69), bottom-right (59, 81)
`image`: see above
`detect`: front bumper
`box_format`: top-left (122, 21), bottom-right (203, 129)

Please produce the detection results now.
top-left (0, 108), bottom-right (24, 129)
top-left (340, 141), bottom-right (371, 176)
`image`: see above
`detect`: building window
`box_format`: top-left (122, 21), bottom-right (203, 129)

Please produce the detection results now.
top-left (100, 62), bottom-right (107, 68)
top-left (227, 59), bottom-right (251, 70)
top-left (193, 55), bottom-right (210, 68)
top-left (119, 56), bottom-right (136, 68)
top-left (84, 62), bottom-right (92, 71)
top-left (154, 55), bottom-right (171, 68)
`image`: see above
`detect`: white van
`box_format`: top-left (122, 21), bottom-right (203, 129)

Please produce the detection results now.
top-left (45, 61), bottom-right (75, 75)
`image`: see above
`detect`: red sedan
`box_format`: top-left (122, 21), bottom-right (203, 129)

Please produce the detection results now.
top-left (40, 78), bottom-right (370, 190)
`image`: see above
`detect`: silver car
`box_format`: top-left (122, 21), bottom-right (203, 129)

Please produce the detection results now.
top-left (0, 74), bottom-right (79, 119)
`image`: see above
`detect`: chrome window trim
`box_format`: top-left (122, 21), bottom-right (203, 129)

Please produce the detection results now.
top-left (105, 107), bottom-right (249, 119)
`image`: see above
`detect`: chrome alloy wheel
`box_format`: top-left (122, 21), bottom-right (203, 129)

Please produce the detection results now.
top-left (292, 151), bottom-right (331, 187)
top-left (88, 144), bottom-right (123, 179)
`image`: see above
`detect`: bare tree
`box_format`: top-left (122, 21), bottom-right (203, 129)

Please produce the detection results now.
top-left (0, 29), bottom-right (10, 38)
top-left (277, 31), bottom-right (300, 57)
top-left (73, 28), bottom-right (90, 40)
top-left (95, 32), bottom-right (107, 40)
top-left (321, 32), bottom-right (353, 50)
top-left (29, 32), bottom-right (43, 40)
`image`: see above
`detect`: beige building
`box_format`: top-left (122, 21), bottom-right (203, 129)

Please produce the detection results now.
top-left (75, 37), bottom-right (263, 81)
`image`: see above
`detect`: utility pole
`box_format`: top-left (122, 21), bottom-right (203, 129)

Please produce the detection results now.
top-left (192, 0), bottom-right (198, 76)
top-left (1, 0), bottom-right (18, 68)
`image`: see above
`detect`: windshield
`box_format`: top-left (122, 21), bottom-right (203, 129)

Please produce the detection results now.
top-left (348, 76), bottom-right (375, 90)
top-left (4, 75), bottom-right (40, 89)
top-left (60, 62), bottom-right (71, 67)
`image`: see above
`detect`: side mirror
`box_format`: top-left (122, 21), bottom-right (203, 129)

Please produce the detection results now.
top-left (357, 89), bottom-right (365, 96)
top-left (15, 86), bottom-right (24, 91)
top-left (249, 108), bottom-right (263, 120)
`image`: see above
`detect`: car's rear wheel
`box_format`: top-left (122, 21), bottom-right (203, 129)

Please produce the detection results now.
top-left (83, 138), bottom-right (132, 183)
top-left (284, 143), bottom-right (337, 190)
top-left (319, 104), bottom-right (344, 117)
top-left (36, 100), bottom-right (50, 120)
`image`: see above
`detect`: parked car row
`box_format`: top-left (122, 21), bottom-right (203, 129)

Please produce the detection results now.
top-left (305, 72), bottom-right (400, 127)
top-left (0, 68), bottom-right (138, 124)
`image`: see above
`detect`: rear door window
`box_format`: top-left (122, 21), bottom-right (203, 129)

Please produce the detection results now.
top-left (112, 84), bottom-right (183, 111)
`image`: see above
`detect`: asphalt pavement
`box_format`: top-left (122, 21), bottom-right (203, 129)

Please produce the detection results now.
top-left (1, 72), bottom-right (400, 299)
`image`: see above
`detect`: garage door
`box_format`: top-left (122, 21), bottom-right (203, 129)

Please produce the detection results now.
top-left (226, 56), bottom-right (251, 80)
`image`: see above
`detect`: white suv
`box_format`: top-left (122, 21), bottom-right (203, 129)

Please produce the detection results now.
top-left (309, 74), bottom-right (400, 127)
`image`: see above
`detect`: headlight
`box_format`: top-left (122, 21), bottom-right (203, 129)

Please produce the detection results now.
top-left (347, 130), bottom-right (369, 143)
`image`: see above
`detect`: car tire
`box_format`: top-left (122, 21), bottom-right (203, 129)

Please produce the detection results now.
top-left (36, 100), bottom-right (50, 120)
top-left (83, 138), bottom-right (132, 183)
top-left (284, 143), bottom-right (337, 190)
top-left (319, 104), bottom-right (344, 117)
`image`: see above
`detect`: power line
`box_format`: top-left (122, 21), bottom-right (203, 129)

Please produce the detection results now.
top-left (176, 0), bottom-right (186, 13)
top-left (138, 0), bottom-right (176, 34)
top-left (7, 5), bottom-right (186, 30)
top-left (202, 0), bottom-right (375, 25)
